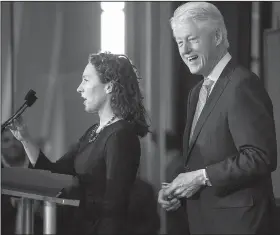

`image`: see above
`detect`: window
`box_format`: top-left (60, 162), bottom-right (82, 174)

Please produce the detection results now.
top-left (101, 2), bottom-right (125, 54)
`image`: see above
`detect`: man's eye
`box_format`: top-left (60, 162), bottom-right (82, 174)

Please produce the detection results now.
top-left (177, 41), bottom-right (183, 46)
top-left (189, 37), bottom-right (198, 42)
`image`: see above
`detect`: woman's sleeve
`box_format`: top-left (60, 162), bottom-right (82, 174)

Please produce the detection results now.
top-left (33, 127), bottom-right (92, 175)
top-left (96, 129), bottom-right (141, 234)
top-left (33, 144), bottom-right (78, 175)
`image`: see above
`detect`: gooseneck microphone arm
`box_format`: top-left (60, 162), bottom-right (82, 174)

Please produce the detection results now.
top-left (1, 89), bottom-right (38, 133)
top-left (2, 102), bottom-right (28, 128)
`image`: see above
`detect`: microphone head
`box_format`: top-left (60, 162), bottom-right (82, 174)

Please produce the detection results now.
top-left (25, 89), bottom-right (38, 107)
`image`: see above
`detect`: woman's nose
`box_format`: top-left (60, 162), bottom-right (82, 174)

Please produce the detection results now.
top-left (77, 84), bottom-right (82, 93)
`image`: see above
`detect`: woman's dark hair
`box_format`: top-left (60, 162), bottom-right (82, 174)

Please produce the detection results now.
top-left (88, 51), bottom-right (149, 137)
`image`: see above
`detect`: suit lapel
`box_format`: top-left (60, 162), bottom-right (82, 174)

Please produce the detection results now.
top-left (183, 82), bottom-right (202, 156)
top-left (186, 60), bottom-right (237, 161)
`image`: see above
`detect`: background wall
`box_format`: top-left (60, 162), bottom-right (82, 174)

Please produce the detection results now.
top-left (2, 2), bottom-right (101, 160)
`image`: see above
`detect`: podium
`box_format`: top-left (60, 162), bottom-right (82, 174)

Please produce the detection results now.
top-left (1, 167), bottom-right (80, 234)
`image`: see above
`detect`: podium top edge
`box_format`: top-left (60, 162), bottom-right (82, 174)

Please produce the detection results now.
top-left (1, 188), bottom-right (80, 207)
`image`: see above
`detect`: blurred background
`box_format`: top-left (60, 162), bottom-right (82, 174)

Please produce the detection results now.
top-left (1, 1), bottom-right (280, 233)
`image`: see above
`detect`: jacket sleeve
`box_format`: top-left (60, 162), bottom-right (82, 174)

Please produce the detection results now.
top-left (206, 76), bottom-right (277, 187)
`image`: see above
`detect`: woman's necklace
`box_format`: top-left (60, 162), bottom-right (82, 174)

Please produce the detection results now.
top-left (88, 116), bottom-right (117, 143)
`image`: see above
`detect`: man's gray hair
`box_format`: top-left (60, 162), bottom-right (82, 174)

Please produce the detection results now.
top-left (170, 2), bottom-right (229, 48)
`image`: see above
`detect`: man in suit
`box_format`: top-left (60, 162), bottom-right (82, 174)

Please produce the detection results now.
top-left (158, 2), bottom-right (277, 234)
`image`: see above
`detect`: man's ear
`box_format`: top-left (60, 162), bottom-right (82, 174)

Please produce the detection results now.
top-left (105, 82), bottom-right (113, 94)
top-left (215, 28), bottom-right (223, 46)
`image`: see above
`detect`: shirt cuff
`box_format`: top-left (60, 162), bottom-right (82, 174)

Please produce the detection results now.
top-left (203, 169), bottom-right (212, 186)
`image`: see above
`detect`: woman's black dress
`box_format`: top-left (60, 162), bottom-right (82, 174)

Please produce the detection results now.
top-left (34, 120), bottom-right (141, 235)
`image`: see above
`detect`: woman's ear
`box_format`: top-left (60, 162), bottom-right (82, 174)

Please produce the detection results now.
top-left (105, 82), bottom-right (113, 94)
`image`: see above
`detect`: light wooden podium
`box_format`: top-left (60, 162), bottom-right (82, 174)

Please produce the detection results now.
top-left (1, 167), bottom-right (80, 234)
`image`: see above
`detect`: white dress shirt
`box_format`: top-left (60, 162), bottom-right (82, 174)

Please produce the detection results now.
top-left (207, 52), bottom-right (232, 94)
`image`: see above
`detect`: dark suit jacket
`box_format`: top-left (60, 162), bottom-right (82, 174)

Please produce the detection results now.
top-left (182, 59), bottom-right (277, 234)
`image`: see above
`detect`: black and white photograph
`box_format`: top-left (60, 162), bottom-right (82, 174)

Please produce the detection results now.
top-left (1, 1), bottom-right (280, 234)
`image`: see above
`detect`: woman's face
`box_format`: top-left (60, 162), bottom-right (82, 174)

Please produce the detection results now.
top-left (77, 63), bottom-right (108, 113)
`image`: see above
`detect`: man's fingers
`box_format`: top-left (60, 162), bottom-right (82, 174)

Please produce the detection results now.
top-left (172, 187), bottom-right (186, 197)
top-left (180, 186), bottom-right (201, 198)
top-left (158, 198), bottom-right (172, 207)
top-left (163, 183), bottom-right (177, 196)
top-left (169, 202), bottom-right (181, 211)
top-left (162, 204), bottom-right (171, 209)
top-left (169, 198), bottom-right (179, 204)
top-left (159, 196), bottom-right (177, 207)
top-left (161, 182), bottom-right (171, 188)
top-left (160, 197), bottom-right (180, 210)
top-left (158, 190), bottom-right (173, 207)
top-left (177, 187), bottom-right (194, 198)
top-left (166, 201), bottom-right (181, 211)
top-left (171, 200), bottom-right (181, 208)
top-left (162, 201), bottom-right (177, 210)
top-left (177, 191), bottom-right (188, 198)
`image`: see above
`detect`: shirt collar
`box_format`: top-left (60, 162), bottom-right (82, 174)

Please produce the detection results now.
top-left (207, 52), bottom-right (232, 82)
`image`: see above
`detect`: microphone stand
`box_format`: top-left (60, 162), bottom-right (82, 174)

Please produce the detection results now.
top-left (1, 103), bottom-right (28, 133)
top-left (1, 89), bottom-right (38, 133)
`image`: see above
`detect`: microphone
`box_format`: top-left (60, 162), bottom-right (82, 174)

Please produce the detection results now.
top-left (1, 89), bottom-right (38, 133)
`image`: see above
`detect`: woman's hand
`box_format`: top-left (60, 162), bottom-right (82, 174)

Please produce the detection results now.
top-left (6, 116), bottom-right (40, 165)
top-left (8, 116), bottom-right (30, 142)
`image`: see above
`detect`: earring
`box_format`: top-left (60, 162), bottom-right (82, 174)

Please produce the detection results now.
top-left (106, 84), bottom-right (113, 94)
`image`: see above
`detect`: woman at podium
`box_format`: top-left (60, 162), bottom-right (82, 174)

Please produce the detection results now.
top-left (9, 52), bottom-right (149, 235)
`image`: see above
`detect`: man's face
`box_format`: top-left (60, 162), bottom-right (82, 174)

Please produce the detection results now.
top-left (173, 20), bottom-right (218, 77)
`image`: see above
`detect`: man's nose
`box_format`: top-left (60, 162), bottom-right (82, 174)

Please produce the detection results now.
top-left (183, 42), bottom-right (192, 54)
